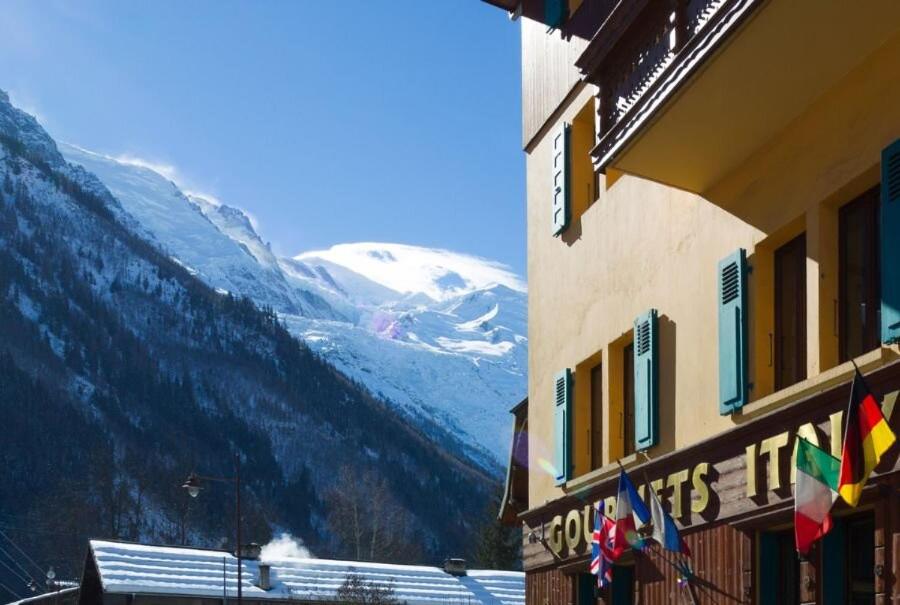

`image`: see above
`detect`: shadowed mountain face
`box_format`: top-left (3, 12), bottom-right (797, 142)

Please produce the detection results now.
top-left (0, 90), bottom-right (496, 582)
top-left (61, 145), bottom-right (528, 469)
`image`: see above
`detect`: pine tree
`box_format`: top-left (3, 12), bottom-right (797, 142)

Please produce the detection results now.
top-left (471, 490), bottom-right (522, 570)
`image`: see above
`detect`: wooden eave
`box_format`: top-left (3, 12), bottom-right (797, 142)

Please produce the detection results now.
top-left (499, 399), bottom-right (529, 526)
top-left (481, 0), bottom-right (519, 12)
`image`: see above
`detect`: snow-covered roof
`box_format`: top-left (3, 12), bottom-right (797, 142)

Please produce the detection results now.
top-left (89, 540), bottom-right (525, 605)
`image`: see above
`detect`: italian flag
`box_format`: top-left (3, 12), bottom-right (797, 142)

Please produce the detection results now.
top-left (794, 437), bottom-right (840, 556)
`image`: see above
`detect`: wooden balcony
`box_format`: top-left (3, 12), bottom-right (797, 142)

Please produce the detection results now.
top-left (578, 0), bottom-right (761, 176)
top-left (578, 0), bottom-right (900, 195)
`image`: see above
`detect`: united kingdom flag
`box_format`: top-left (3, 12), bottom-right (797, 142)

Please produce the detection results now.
top-left (590, 503), bottom-right (619, 588)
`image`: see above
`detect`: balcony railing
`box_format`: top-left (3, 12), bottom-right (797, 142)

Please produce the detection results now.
top-left (576, 0), bottom-right (761, 171)
top-left (602, 1), bottom-right (677, 130)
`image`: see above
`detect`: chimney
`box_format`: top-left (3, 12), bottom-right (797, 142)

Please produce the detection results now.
top-left (238, 543), bottom-right (262, 560)
top-left (256, 563), bottom-right (272, 591)
top-left (443, 558), bottom-right (467, 577)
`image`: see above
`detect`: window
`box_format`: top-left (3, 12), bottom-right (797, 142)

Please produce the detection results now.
top-left (822, 513), bottom-right (874, 605)
top-left (572, 355), bottom-right (601, 478)
top-left (571, 103), bottom-right (598, 212)
top-left (846, 516), bottom-right (875, 605)
top-left (623, 343), bottom-right (635, 457)
top-left (610, 565), bottom-right (634, 605)
top-left (552, 99), bottom-right (597, 239)
top-left (576, 573), bottom-right (596, 605)
top-left (590, 363), bottom-right (603, 470)
top-left (774, 530), bottom-right (800, 605)
top-left (840, 187), bottom-right (881, 362)
top-left (759, 529), bottom-right (800, 605)
top-left (774, 234), bottom-right (807, 390)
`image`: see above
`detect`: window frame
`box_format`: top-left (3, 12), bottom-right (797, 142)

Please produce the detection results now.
top-left (622, 342), bottom-right (635, 457)
top-left (838, 187), bottom-right (881, 362)
top-left (774, 234), bottom-right (807, 390)
top-left (589, 362), bottom-right (603, 470)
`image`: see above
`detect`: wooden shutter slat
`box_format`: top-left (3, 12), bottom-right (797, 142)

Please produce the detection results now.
top-left (633, 309), bottom-right (658, 451)
top-left (554, 368), bottom-right (572, 485)
top-left (718, 249), bottom-right (749, 414)
top-left (551, 123), bottom-right (571, 236)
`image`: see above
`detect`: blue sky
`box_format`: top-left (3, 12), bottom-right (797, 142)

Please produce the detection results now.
top-left (0, 0), bottom-right (526, 275)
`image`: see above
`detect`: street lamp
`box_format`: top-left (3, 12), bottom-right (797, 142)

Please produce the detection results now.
top-left (182, 453), bottom-right (244, 603)
top-left (181, 473), bottom-right (202, 498)
top-left (46, 567), bottom-right (59, 605)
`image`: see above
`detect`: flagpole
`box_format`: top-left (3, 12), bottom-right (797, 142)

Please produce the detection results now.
top-left (840, 361), bottom-right (860, 462)
top-left (647, 543), bottom-right (697, 604)
top-left (640, 471), bottom-right (657, 544)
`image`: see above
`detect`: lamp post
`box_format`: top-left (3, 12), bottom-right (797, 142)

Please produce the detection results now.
top-left (45, 567), bottom-right (59, 605)
top-left (182, 453), bottom-right (243, 604)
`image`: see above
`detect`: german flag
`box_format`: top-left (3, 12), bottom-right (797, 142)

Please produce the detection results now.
top-left (838, 369), bottom-right (896, 506)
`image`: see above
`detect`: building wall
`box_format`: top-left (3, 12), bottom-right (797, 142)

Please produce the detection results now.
top-left (526, 566), bottom-right (574, 605)
top-left (523, 12), bottom-right (900, 511)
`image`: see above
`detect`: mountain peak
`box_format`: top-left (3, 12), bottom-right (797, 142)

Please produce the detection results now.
top-left (295, 242), bottom-right (525, 303)
top-left (0, 89), bottom-right (64, 168)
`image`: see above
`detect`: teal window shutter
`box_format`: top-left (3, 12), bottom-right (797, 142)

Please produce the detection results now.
top-left (718, 249), bottom-right (749, 414)
top-left (551, 123), bottom-right (570, 236)
top-left (881, 139), bottom-right (900, 344)
top-left (633, 310), bottom-right (658, 451)
top-left (553, 368), bottom-right (572, 485)
top-left (544, 0), bottom-right (567, 29)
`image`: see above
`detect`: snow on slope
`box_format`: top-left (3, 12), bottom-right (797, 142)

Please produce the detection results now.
top-left (60, 143), bottom-right (339, 321)
top-left (296, 243), bottom-right (526, 302)
top-left (281, 275), bottom-right (527, 460)
top-left (61, 146), bottom-right (527, 467)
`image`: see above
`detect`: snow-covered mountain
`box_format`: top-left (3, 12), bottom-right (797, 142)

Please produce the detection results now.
top-left (61, 145), bottom-right (340, 321)
top-left (60, 145), bottom-right (527, 468)
top-left (0, 89), bottom-right (497, 573)
top-left (284, 244), bottom-right (527, 463)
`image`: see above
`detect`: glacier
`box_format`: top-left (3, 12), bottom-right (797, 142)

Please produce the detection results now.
top-left (61, 143), bottom-right (528, 469)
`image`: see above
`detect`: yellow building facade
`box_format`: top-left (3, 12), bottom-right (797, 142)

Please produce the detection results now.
top-left (490, 0), bottom-right (900, 603)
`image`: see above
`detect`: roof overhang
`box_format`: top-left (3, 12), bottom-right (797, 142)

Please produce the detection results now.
top-left (481, 0), bottom-right (548, 24)
top-left (481, 0), bottom-right (519, 11)
top-left (499, 399), bottom-right (528, 526)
